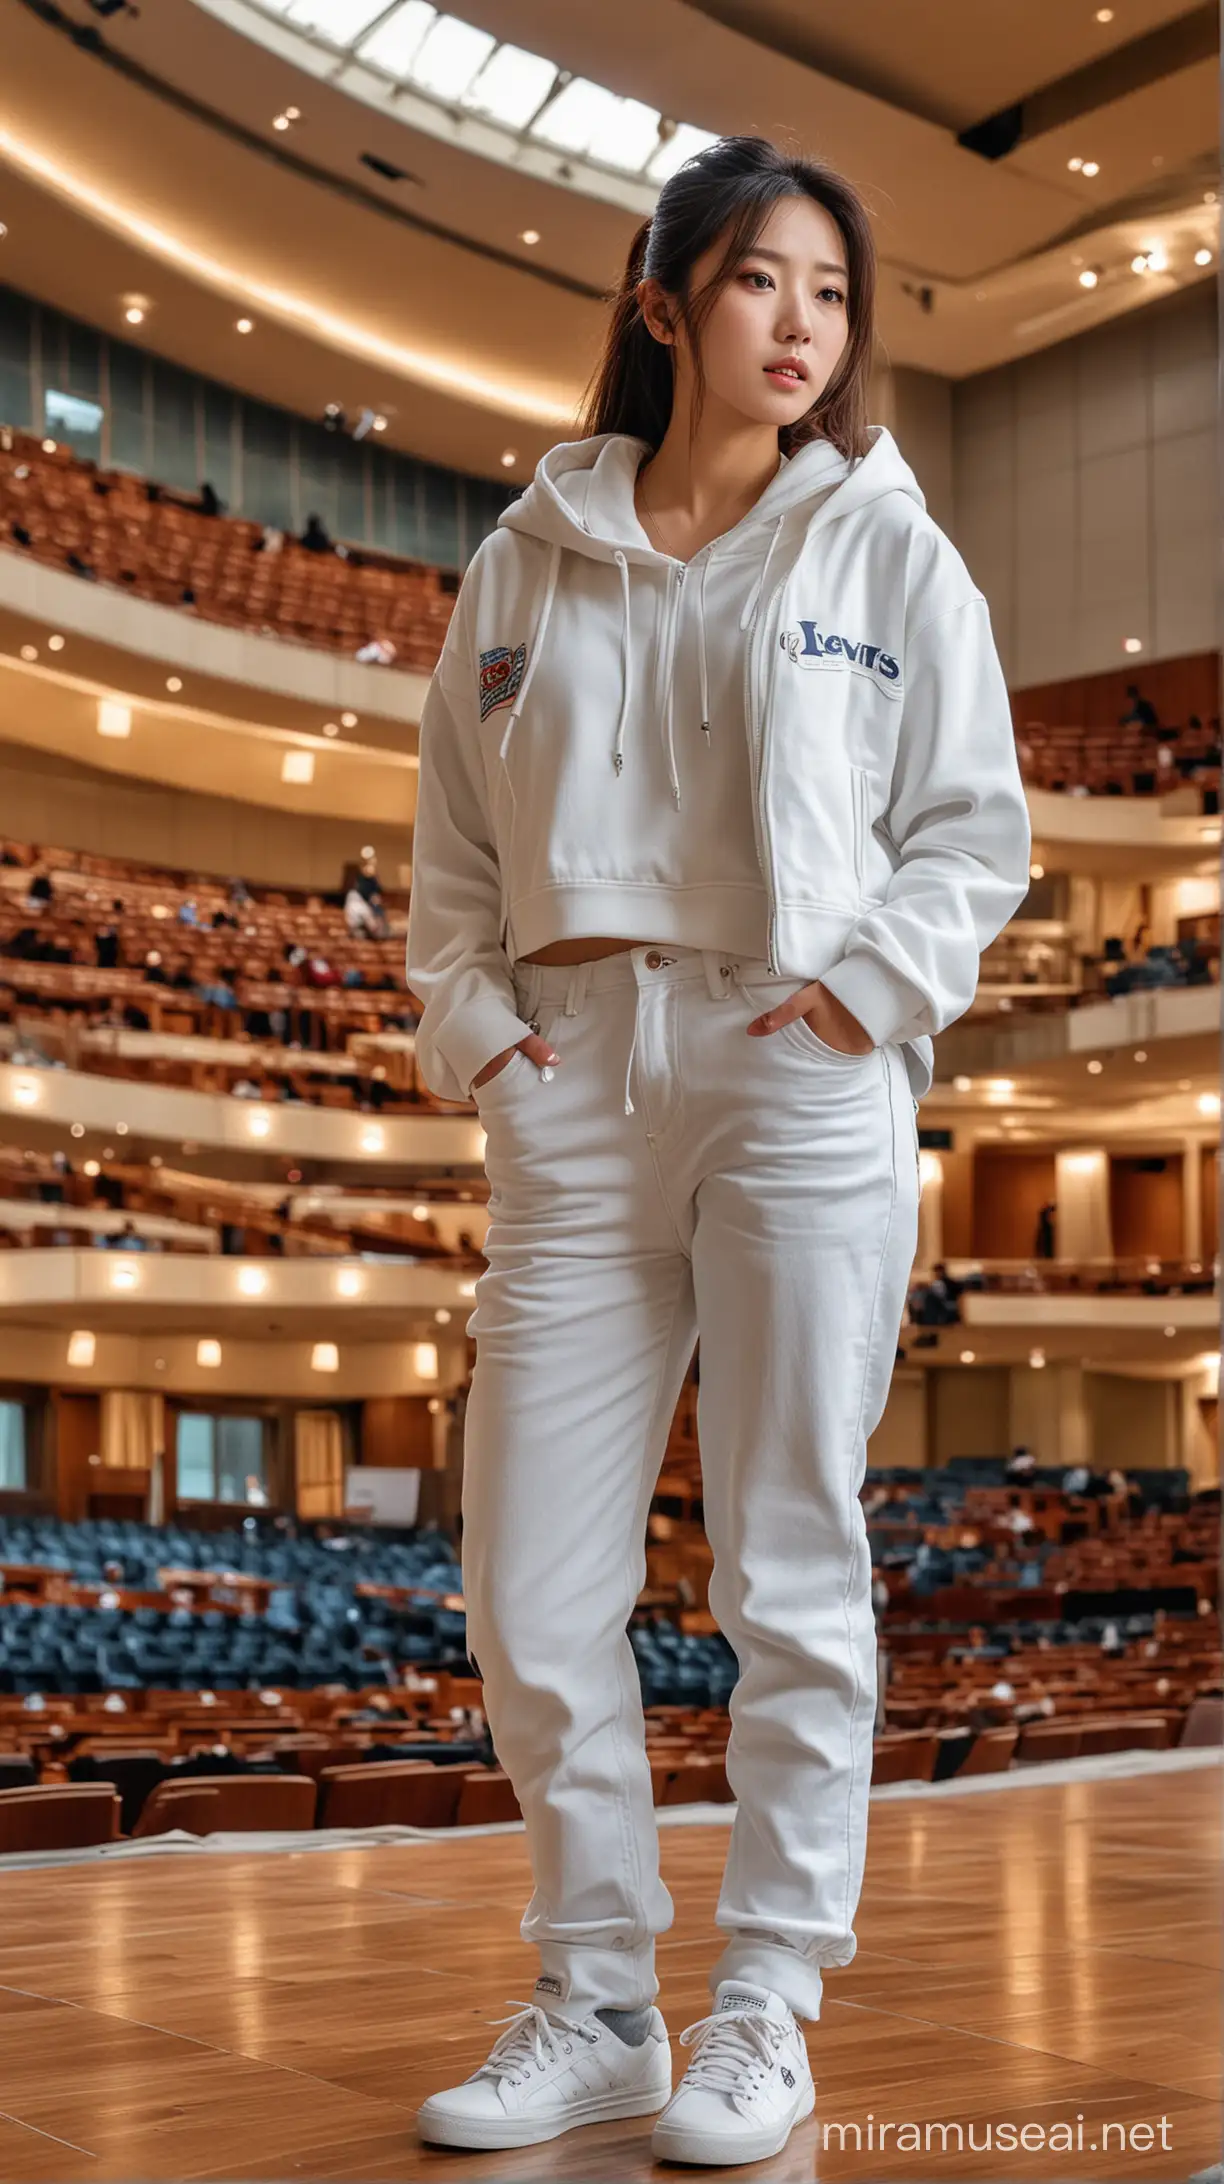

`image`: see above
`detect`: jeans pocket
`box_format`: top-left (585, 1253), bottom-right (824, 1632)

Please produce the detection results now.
top-left (784, 1012), bottom-right (877, 1065)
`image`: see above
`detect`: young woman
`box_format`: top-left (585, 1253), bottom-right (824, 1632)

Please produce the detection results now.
top-left (408, 134), bottom-right (1030, 2166)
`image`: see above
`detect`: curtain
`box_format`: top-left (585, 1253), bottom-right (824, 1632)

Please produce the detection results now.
top-left (296, 1409), bottom-right (344, 1518)
top-left (100, 1389), bottom-right (165, 1471)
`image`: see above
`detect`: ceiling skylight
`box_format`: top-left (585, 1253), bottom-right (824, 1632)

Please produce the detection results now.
top-left (461, 42), bottom-right (556, 129)
top-left (200, 0), bottom-right (718, 196)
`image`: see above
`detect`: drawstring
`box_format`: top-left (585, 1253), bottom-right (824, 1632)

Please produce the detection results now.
top-left (623, 1000), bottom-right (638, 1115)
top-left (739, 512), bottom-right (786, 631)
top-left (697, 554), bottom-right (711, 749)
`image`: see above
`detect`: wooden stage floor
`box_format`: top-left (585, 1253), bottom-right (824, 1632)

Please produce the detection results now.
top-left (0, 1763), bottom-right (1219, 2183)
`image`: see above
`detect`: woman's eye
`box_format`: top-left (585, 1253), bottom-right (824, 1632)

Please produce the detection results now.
top-left (743, 271), bottom-right (774, 290)
top-left (819, 286), bottom-right (847, 306)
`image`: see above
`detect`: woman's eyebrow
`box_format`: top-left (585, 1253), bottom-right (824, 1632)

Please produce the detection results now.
top-left (742, 246), bottom-right (849, 279)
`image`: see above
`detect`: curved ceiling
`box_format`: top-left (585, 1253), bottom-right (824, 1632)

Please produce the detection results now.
top-left (0, 0), bottom-right (1216, 483)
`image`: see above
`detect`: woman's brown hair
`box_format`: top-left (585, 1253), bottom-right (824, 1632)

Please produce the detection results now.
top-left (577, 134), bottom-right (876, 461)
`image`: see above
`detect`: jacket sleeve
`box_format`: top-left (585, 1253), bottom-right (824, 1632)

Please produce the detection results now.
top-left (405, 604), bottom-right (535, 1104)
top-left (819, 594), bottom-right (1031, 1047)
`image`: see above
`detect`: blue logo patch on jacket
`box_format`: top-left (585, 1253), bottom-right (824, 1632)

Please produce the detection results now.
top-left (781, 621), bottom-right (903, 698)
top-left (479, 643), bottom-right (526, 721)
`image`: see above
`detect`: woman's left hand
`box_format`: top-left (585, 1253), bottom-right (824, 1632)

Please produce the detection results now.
top-left (747, 979), bottom-right (875, 1055)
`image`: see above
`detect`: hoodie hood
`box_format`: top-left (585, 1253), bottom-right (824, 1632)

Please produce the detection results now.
top-left (498, 424), bottom-right (925, 564)
top-left (488, 426), bottom-right (926, 811)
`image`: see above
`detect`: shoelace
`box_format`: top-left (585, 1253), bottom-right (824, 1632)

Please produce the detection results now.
top-left (676, 2007), bottom-right (790, 2096)
top-left (478, 2000), bottom-right (601, 2087)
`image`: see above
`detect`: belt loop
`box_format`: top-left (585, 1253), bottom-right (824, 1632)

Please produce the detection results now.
top-left (703, 948), bottom-right (732, 1000)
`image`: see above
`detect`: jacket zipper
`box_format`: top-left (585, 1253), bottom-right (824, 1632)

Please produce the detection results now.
top-left (744, 571), bottom-right (789, 972)
top-left (851, 764), bottom-right (868, 891)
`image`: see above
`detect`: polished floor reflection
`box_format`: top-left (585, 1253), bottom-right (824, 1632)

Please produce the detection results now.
top-left (0, 1765), bottom-right (1219, 2181)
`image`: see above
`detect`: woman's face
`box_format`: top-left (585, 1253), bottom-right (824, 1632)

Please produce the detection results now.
top-left (647, 193), bottom-right (851, 431)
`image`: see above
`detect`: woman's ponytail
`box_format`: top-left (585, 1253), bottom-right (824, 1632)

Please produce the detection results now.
top-left (576, 217), bottom-right (674, 448)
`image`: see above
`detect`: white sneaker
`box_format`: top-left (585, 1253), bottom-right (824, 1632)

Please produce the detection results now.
top-left (416, 1995), bottom-right (673, 2150)
top-left (651, 1980), bottom-right (815, 2167)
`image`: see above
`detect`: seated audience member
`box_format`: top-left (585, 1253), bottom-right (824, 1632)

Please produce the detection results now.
top-left (1119, 683), bottom-right (1159, 731)
top-left (355, 634), bottom-right (397, 665)
top-left (345, 884), bottom-right (381, 937)
top-left (95, 903), bottom-right (124, 969)
top-left (300, 511), bottom-right (333, 555)
top-left (25, 866), bottom-right (53, 912)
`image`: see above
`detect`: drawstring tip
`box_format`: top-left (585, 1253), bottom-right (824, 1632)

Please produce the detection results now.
top-left (700, 722), bottom-right (711, 742)
top-left (613, 753), bottom-right (623, 776)
top-left (624, 1094), bottom-right (634, 1115)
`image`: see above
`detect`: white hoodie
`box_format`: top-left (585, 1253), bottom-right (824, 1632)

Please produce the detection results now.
top-left (406, 426), bottom-right (1031, 1106)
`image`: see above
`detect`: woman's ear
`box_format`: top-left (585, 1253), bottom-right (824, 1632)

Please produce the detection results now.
top-left (637, 277), bottom-right (675, 347)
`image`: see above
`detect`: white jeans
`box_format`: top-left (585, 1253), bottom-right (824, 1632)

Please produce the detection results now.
top-left (462, 942), bottom-right (920, 2023)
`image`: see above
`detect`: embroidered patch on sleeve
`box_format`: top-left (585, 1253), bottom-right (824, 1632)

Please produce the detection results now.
top-left (479, 643), bottom-right (526, 721)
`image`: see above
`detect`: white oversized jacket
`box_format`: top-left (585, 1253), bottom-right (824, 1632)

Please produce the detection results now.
top-left (406, 426), bottom-right (1032, 1104)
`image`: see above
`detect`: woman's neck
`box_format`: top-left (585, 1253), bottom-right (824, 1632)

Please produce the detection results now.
top-left (637, 415), bottom-right (784, 534)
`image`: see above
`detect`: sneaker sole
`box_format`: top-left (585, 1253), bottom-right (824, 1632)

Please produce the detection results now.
top-left (418, 2078), bottom-right (673, 2150)
top-left (651, 2085), bottom-right (816, 2167)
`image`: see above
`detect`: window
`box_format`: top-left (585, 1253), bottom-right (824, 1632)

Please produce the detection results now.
top-left (176, 1413), bottom-right (267, 1503)
top-left (44, 388), bottom-right (104, 462)
top-left (0, 1402), bottom-right (26, 1489)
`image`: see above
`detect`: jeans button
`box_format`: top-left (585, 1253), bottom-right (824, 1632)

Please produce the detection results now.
top-left (645, 950), bottom-right (662, 969)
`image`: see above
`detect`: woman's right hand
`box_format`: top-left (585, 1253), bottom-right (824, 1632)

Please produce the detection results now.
top-left (471, 1029), bottom-right (559, 1093)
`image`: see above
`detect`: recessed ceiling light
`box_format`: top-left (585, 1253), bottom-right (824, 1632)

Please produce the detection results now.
top-left (272, 113), bottom-right (291, 131)
top-left (960, 1349), bottom-right (976, 1364)
top-left (1078, 268), bottom-right (1099, 289)
top-left (284, 105), bottom-right (301, 121)
top-left (372, 413), bottom-right (388, 431)
top-left (40, 438), bottom-right (56, 454)
top-left (1081, 161), bottom-right (1099, 178)
top-left (1124, 636), bottom-right (1143, 653)
top-left (124, 304), bottom-right (145, 325)
top-left (519, 228), bottom-right (540, 245)
top-left (1095, 7), bottom-right (1113, 18)
top-left (281, 748), bottom-right (315, 784)
top-left (97, 699), bottom-right (132, 739)
top-left (322, 721), bottom-right (340, 737)
top-left (166, 675), bottom-right (182, 692)
top-left (236, 317), bottom-right (254, 334)
top-left (500, 448), bottom-right (517, 467)
top-left (340, 710), bottom-right (357, 727)
top-left (47, 633), bottom-right (65, 651)
top-left (19, 643), bottom-right (37, 661)
top-left (1029, 861), bottom-right (1045, 878)
top-left (1195, 248), bottom-right (1213, 267)
top-left (1205, 191), bottom-right (1218, 206)
top-left (1087, 1059), bottom-right (1103, 1074)
top-left (1134, 1049), bottom-right (1146, 1062)
top-left (1067, 157), bottom-right (1084, 172)
top-left (953, 1074), bottom-right (972, 1093)
top-left (0, 223), bottom-right (7, 240)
